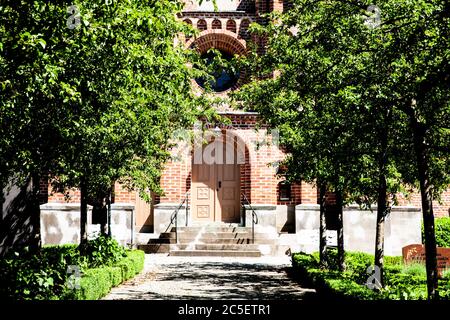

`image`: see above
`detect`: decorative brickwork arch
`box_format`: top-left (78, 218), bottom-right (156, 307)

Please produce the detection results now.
top-left (186, 30), bottom-right (247, 56)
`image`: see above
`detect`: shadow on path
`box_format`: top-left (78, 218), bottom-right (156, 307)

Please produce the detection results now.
top-left (106, 260), bottom-right (317, 300)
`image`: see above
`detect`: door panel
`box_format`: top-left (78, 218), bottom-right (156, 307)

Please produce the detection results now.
top-left (135, 191), bottom-right (153, 232)
top-left (191, 131), bottom-right (241, 223)
top-left (192, 162), bottom-right (216, 221)
top-left (216, 161), bottom-right (240, 222)
top-left (215, 133), bottom-right (241, 222)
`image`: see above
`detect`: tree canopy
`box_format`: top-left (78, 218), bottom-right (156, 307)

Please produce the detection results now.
top-left (1, 0), bottom-right (210, 198)
top-left (1, 0), bottom-right (215, 246)
top-left (233, 0), bottom-right (450, 299)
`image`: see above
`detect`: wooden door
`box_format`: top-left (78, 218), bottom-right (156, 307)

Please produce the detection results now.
top-left (135, 191), bottom-right (153, 232)
top-left (215, 133), bottom-right (241, 222)
top-left (191, 162), bottom-right (216, 221)
top-left (216, 162), bottom-right (241, 222)
top-left (191, 132), bottom-right (241, 223)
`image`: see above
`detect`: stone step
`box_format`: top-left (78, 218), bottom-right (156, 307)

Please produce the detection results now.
top-left (174, 226), bottom-right (251, 233)
top-left (146, 238), bottom-right (176, 244)
top-left (170, 244), bottom-right (262, 251)
top-left (160, 231), bottom-right (276, 240)
top-left (159, 232), bottom-right (177, 239)
top-left (138, 244), bottom-right (290, 256)
top-left (134, 233), bottom-right (161, 243)
top-left (178, 238), bottom-right (278, 245)
top-left (140, 238), bottom-right (277, 245)
top-left (137, 244), bottom-right (170, 254)
top-left (169, 250), bottom-right (261, 257)
top-left (186, 222), bottom-right (242, 227)
top-left (177, 232), bottom-right (277, 239)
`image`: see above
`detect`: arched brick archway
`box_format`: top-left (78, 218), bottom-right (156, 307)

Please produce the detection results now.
top-left (185, 31), bottom-right (247, 56)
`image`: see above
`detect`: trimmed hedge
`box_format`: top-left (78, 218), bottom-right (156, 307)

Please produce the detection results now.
top-left (66, 250), bottom-right (145, 300)
top-left (292, 251), bottom-right (450, 300)
top-left (115, 250), bottom-right (144, 281)
top-left (422, 217), bottom-right (450, 247)
top-left (109, 266), bottom-right (123, 287)
top-left (292, 253), bottom-right (378, 300)
top-left (0, 237), bottom-right (145, 300)
top-left (0, 244), bottom-right (81, 300)
top-left (422, 217), bottom-right (450, 248)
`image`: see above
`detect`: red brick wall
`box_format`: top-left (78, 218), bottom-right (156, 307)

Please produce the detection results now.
top-left (182, 0), bottom-right (256, 13)
top-left (159, 155), bottom-right (191, 203)
top-left (300, 182), bottom-right (318, 204)
top-left (397, 190), bottom-right (450, 217)
top-left (47, 188), bottom-right (81, 203)
top-left (39, 178), bottom-right (49, 204)
top-left (113, 182), bottom-right (135, 203)
top-left (45, 181), bottom-right (135, 204)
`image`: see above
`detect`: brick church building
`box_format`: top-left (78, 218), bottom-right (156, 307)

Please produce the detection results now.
top-left (33, 0), bottom-right (449, 256)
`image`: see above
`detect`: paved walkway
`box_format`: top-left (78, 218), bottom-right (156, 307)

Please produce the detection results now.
top-left (104, 254), bottom-right (316, 300)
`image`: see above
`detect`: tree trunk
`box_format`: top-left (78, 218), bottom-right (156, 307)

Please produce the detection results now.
top-left (336, 190), bottom-right (345, 271)
top-left (374, 116), bottom-right (389, 289)
top-left (100, 209), bottom-right (108, 236)
top-left (319, 183), bottom-right (327, 267)
top-left (410, 109), bottom-right (439, 300)
top-left (80, 179), bottom-right (88, 248)
top-left (107, 188), bottom-right (112, 238)
top-left (374, 172), bottom-right (387, 288)
top-left (30, 173), bottom-right (42, 253)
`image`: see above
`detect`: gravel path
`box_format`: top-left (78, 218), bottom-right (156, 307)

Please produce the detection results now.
top-left (104, 254), bottom-right (316, 300)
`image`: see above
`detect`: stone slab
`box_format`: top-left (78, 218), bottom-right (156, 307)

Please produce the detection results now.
top-left (402, 244), bottom-right (450, 277)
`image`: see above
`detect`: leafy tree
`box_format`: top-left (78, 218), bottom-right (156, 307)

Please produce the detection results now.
top-left (233, 0), bottom-right (449, 299)
top-left (374, 0), bottom-right (450, 299)
top-left (1, 0), bottom-right (209, 248)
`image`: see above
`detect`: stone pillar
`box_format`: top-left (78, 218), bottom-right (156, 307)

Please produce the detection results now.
top-left (244, 204), bottom-right (277, 235)
top-left (40, 203), bottom-right (93, 245)
top-left (110, 203), bottom-right (135, 247)
top-left (272, 0), bottom-right (284, 12)
top-left (343, 205), bottom-right (377, 254)
top-left (384, 206), bottom-right (421, 256)
top-left (295, 204), bottom-right (320, 253)
top-left (343, 205), bottom-right (421, 256)
top-left (153, 203), bottom-right (188, 236)
top-left (294, 204), bottom-right (422, 255)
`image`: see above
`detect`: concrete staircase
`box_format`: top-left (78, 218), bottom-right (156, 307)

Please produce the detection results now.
top-left (137, 223), bottom-right (278, 257)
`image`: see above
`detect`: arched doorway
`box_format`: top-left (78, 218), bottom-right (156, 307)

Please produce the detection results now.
top-left (191, 130), bottom-right (242, 223)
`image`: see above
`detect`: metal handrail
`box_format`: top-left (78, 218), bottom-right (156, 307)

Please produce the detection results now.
top-left (241, 193), bottom-right (258, 244)
top-left (168, 191), bottom-right (189, 244)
